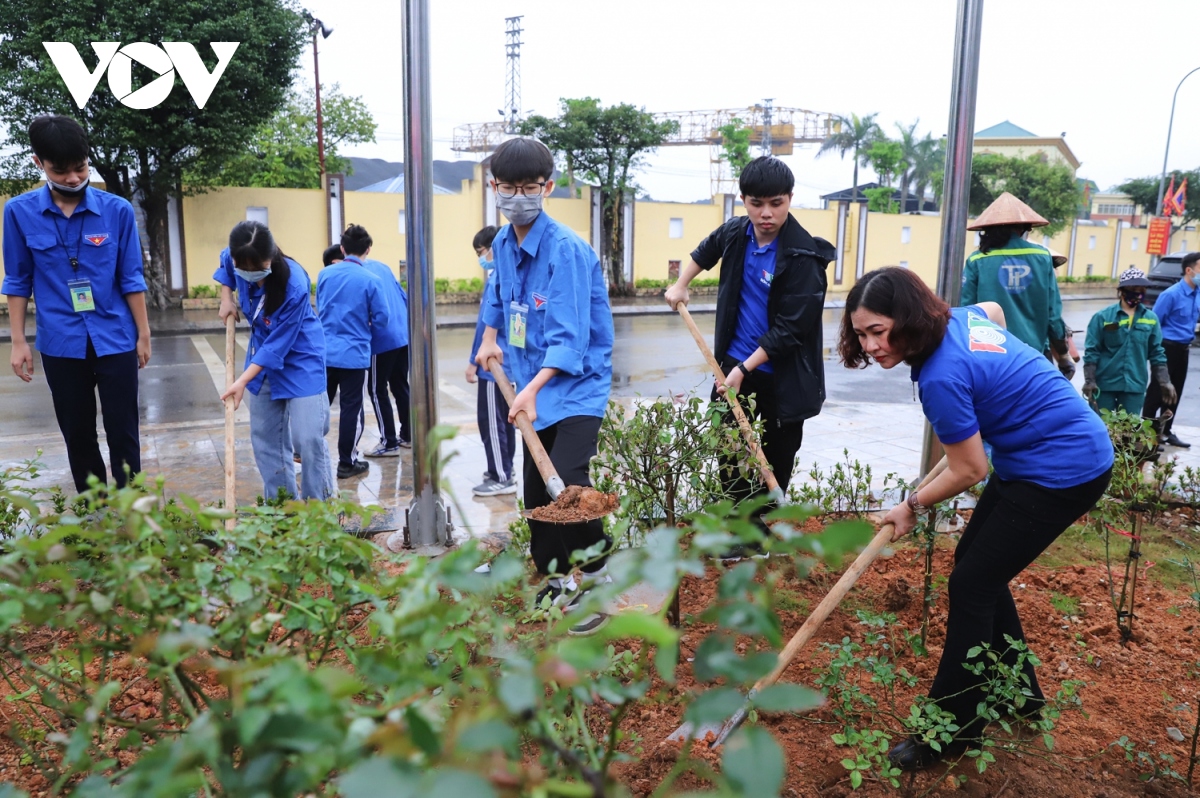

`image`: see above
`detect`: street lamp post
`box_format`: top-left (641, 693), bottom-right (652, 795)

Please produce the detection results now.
top-left (1153, 66), bottom-right (1200, 262)
top-left (305, 14), bottom-right (334, 179)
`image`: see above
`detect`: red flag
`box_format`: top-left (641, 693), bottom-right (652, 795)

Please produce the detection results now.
top-left (1164, 176), bottom-right (1177, 216)
top-left (1174, 178), bottom-right (1188, 216)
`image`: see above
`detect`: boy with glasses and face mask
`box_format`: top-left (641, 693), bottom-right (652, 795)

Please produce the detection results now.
top-left (3, 115), bottom-right (151, 493)
top-left (1083, 267), bottom-right (1174, 415)
top-left (474, 137), bottom-right (615, 636)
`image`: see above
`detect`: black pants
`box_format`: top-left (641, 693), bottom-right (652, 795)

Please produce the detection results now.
top-left (369, 346), bottom-right (410, 446)
top-left (524, 415), bottom-right (611, 576)
top-left (326, 367), bottom-right (366, 466)
top-left (714, 356), bottom-right (805, 501)
top-left (1143, 340), bottom-right (1189, 435)
top-left (41, 340), bottom-right (141, 493)
top-left (478, 379), bottom-right (516, 482)
top-left (929, 467), bottom-right (1111, 739)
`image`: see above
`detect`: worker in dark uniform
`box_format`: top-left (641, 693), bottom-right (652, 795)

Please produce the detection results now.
top-left (1083, 267), bottom-right (1174, 414)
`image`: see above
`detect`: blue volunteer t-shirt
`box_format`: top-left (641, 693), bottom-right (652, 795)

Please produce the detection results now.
top-left (913, 306), bottom-right (1112, 489)
top-left (726, 224), bottom-right (776, 373)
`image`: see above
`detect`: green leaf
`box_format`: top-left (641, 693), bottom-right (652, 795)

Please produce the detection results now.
top-left (405, 706), bottom-right (440, 757)
top-left (89, 590), bottom-right (112, 613)
top-left (684, 687), bottom-right (745, 727)
top-left (424, 770), bottom-right (497, 798)
top-left (850, 769), bottom-right (863, 788)
top-left (965, 645), bottom-right (983, 659)
top-left (601, 612), bottom-right (679, 649)
top-left (751, 684), bottom-right (825, 714)
top-left (1043, 733), bottom-right (1054, 751)
top-left (339, 758), bottom-right (420, 798)
top-left (229, 579), bottom-right (254, 604)
top-left (723, 726), bottom-right (784, 797)
top-left (457, 720), bottom-right (519, 754)
top-left (498, 671), bottom-right (539, 715)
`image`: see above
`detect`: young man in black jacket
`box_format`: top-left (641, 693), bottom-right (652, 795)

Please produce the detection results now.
top-left (665, 156), bottom-right (835, 534)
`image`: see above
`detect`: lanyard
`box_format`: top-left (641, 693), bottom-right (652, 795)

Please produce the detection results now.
top-left (251, 295), bottom-right (266, 325)
top-left (50, 212), bottom-right (84, 272)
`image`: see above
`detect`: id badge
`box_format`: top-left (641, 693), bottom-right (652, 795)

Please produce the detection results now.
top-left (68, 278), bottom-right (95, 312)
top-left (508, 301), bottom-right (528, 349)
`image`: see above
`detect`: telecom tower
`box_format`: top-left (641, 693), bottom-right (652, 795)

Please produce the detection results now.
top-left (502, 16), bottom-right (523, 132)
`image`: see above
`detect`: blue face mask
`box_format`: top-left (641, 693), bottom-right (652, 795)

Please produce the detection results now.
top-left (478, 255), bottom-right (491, 268)
top-left (235, 265), bottom-right (271, 283)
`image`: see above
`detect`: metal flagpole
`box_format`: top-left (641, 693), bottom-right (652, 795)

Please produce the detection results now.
top-left (1152, 66), bottom-right (1200, 268)
top-left (920, 0), bottom-right (984, 476)
top-left (391, 0), bottom-right (452, 550)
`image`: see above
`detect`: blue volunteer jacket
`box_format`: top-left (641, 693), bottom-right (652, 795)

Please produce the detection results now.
top-left (481, 212), bottom-right (613, 429)
top-left (316, 260), bottom-right (391, 369)
top-left (218, 258), bottom-right (326, 399)
top-left (344, 255), bottom-right (408, 353)
top-left (2, 185), bottom-right (147, 358)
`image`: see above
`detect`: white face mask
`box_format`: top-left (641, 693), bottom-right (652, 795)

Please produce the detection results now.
top-left (235, 265), bottom-right (271, 283)
top-left (46, 168), bottom-right (90, 198)
top-left (496, 194), bottom-right (544, 226)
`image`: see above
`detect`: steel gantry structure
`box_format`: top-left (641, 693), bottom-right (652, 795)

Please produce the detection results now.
top-left (452, 103), bottom-right (841, 196)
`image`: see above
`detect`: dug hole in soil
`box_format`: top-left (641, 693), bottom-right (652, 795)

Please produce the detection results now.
top-left (589, 515), bottom-right (1200, 797)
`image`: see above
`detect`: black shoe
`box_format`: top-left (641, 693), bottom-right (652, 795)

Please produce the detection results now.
top-left (1164, 432), bottom-right (1191, 448)
top-left (886, 737), bottom-right (969, 772)
top-left (336, 460), bottom-right (369, 479)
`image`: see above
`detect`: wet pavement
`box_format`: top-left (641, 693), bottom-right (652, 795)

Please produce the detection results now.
top-left (3, 298), bottom-right (1200, 548)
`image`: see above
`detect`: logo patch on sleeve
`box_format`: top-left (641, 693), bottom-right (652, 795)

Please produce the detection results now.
top-left (84, 233), bottom-right (109, 246)
top-left (532, 292), bottom-right (548, 309)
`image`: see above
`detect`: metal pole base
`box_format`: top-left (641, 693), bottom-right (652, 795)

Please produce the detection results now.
top-left (386, 491), bottom-right (454, 553)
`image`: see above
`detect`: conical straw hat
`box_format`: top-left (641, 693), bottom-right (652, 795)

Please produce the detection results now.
top-left (966, 191), bottom-right (1049, 230)
top-left (1047, 248), bottom-right (1067, 267)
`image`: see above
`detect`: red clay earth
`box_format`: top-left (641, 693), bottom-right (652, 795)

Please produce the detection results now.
top-left (600, 513), bottom-right (1200, 797)
top-left (528, 485), bottom-right (619, 523)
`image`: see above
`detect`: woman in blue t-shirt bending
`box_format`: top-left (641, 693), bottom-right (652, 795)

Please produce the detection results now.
top-left (839, 267), bottom-right (1113, 771)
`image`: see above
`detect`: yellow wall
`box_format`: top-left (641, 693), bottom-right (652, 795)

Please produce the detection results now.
top-left (632, 200), bottom-right (724, 282)
top-left (183, 186), bottom-right (327, 287)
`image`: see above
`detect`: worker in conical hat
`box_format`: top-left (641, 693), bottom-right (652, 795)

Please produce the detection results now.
top-left (961, 192), bottom-right (1073, 378)
top-left (1083, 267), bottom-right (1174, 415)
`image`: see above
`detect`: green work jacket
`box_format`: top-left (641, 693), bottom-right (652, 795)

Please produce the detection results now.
top-left (1083, 302), bottom-right (1166, 393)
top-left (960, 235), bottom-right (1067, 353)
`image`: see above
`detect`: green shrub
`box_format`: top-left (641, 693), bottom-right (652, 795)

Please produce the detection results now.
top-left (188, 285), bottom-right (219, 299)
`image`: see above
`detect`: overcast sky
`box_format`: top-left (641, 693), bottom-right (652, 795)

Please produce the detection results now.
top-left (300, 0), bottom-right (1200, 208)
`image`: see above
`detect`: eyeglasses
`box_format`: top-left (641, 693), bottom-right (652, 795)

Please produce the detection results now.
top-left (495, 182), bottom-right (546, 199)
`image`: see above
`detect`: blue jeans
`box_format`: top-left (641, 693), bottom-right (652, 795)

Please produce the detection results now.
top-left (247, 378), bottom-right (334, 501)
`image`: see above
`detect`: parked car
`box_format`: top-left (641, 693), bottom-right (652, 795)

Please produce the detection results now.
top-left (1144, 252), bottom-right (1187, 307)
top-left (1143, 252), bottom-right (1200, 340)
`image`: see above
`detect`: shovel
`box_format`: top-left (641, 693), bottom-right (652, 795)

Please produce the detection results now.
top-left (666, 454), bottom-right (950, 747)
top-left (485, 356), bottom-right (615, 524)
top-left (675, 304), bottom-right (779, 497)
top-left (223, 316), bottom-right (237, 531)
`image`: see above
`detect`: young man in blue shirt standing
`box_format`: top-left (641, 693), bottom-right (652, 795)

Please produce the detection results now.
top-left (3, 115), bottom-right (151, 493)
top-left (316, 229), bottom-right (392, 478)
top-left (666, 156), bottom-right (835, 553)
top-left (466, 225), bottom-right (517, 496)
top-left (337, 224), bottom-right (412, 458)
top-left (1143, 252), bottom-right (1200, 447)
top-left (475, 137), bottom-right (615, 635)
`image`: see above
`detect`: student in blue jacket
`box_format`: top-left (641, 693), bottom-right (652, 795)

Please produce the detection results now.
top-left (337, 224), bottom-right (412, 457)
top-left (218, 222), bottom-right (334, 501)
top-left (466, 225), bottom-right (517, 497)
top-left (3, 115), bottom-right (151, 493)
top-left (316, 230), bottom-right (391, 479)
top-left (475, 137), bottom-right (614, 636)
top-left (841, 267), bottom-right (1113, 771)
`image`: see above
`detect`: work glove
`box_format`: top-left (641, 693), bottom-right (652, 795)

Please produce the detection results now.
top-left (1154, 364), bottom-right (1178, 407)
top-left (1082, 362), bottom-right (1098, 403)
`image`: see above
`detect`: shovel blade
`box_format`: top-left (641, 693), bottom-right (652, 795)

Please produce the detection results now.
top-left (664, 705), bottom-right (749, 748)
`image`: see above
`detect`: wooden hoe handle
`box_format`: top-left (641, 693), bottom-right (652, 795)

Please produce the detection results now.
top-left (754, 455), bottom-right (950, 691)
top-left (675, 303), bottom-right (779, 494)
top-left (486, 357), bottom-right (565, 499)
top-left (223, 316), bottom-right (237, 531)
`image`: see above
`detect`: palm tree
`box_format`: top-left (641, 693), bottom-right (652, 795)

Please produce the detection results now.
top-left (894, 120), bottom-right (919, 213)
top-left (910, 134), bottom-right (945, 212)
top-left (817, 112), bottom-right (881, 202)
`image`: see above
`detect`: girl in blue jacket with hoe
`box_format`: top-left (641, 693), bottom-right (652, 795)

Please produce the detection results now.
top-left (219, 221), bottom-right (334, 501)
top-left (841, 267), bottom-right (1113, 771)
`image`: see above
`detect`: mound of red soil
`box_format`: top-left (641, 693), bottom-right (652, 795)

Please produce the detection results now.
top-left (529, 485), bottom-right (618, 523)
